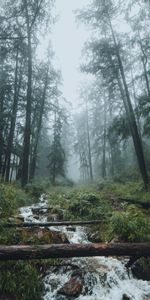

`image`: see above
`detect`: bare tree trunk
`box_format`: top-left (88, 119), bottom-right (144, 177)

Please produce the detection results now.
top-left (108, 17), bottom-right (149, 188)
top-left (102, 99), bottom-right (107, 178)
top-left (0, 243), bottom-right (149, 261)
top-left (85, 99), bottom-right (93, 181)
top-left (4, 46), bottom-right (19, 182)
top-left (30, 67), bottom-right (49, 179)
top-left (138, 32), bottom-right (150, 97)
top-left (0, 59), bottom-right (5, 176)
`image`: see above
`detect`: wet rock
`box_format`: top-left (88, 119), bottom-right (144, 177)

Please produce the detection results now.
top-left (87, 231), bottom-right (102, 243)
top-left (50, 230), bottom-right (69, 244)
top-left (131, 258), bottom-right (150, 281)
top-left (58, 277), bottom-right (83, 297)
top-left (67, 226), bottom-right (76, 232)
top-left (18, 227), bottom-right (69, 244)
top-left (109, 236), bottom-right (121, 243)
top-left (47, 213), bottom-right (60, 221)
top-left (71, 269), bottom-right (85, 279)
top-left (122, 294), bottom-right (131, 300)
top-left (14, 215), bottom-right (24, 222)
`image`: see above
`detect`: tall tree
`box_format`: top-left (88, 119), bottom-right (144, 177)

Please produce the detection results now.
top-left (77, 0), bottom-right (149, 187)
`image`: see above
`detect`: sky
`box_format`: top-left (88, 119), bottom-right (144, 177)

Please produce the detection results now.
top-left (51, 0), bottom-right (91, 107)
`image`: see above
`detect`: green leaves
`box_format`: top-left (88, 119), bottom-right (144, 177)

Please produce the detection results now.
top-left (110, 209), bottom-right (150, 242)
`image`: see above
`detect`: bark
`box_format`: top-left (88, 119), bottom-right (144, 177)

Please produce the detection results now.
top-left (30, 67), bottom-right (49, 179)
top-left (0, 243), bottom-right (149, 260)
top-left (21, 0), bottom-right (32, 186)
top-left (102, 99), bottom-right (107, 178)
top-left (4, 47), bottom-right (19, 182)
top-left (0, 60), bottom-right (5, 175)
top-left (85, 99), bottom-right (93, 181)
top-left (5, 220), bottom-right (107, 228)
top-left (138, 32), bottom-right (150, 97)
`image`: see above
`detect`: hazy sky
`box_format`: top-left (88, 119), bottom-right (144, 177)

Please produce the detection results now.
top-left (51, 0), bottom-right (91, 107)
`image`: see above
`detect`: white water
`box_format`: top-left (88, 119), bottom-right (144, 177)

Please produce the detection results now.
top-left (19, 194), bottom-right (150, 300)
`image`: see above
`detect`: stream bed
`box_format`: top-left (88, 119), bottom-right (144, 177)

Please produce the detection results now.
top-left (19, 194), bottom-right (150, 300)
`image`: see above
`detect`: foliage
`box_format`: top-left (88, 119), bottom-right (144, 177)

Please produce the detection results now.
top-left (0, 262), bottom-right (43, 300)
top-left (109, 207), bottom-right (150, 242)
top-left (47, 111), bottom-right (66, 184)
top-left (0, 183), bottom-right (33, 218)
top-left (25, 180), bottom-right (49, 198)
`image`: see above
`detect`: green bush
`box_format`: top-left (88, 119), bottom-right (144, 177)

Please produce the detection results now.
top-left (109, 207), bottom-right (150, 242)
top-left (0, 262), bottom-right (43, 300)
top-left (0, 183), bottom-right (33, 218)
top-left (25, 182), bottom-right (47, 198)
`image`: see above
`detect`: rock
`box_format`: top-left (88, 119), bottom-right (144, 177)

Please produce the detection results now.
top-left (88, 231), bottom-right (102, 243)
top-left (131, 258), bottom-right (150, 281)
top-left (67, 226), bottom-right (76, 232)
top-left (47, 214), bottom-right (60, 221)
top-left (109, 236), bottom-right (121, 243)
top-left (58, 277), bottom-right (83, 297)
top-left (50, 231), bottom-right (69, 244)
top-left (17, 227), bottom-right (69, 244)
top-left (122, 294), bottom-right (131, 300)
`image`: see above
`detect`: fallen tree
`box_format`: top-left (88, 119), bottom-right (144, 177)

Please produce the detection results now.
top-left (0, 243), bottom-right (149, 260)
top-left (4, 220), bottom-right (107, 228)
top-left (120, 198), bottom-right (150, 209)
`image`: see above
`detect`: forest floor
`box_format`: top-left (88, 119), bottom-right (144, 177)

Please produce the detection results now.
top-left (0, 180), bottom-right (150, 299)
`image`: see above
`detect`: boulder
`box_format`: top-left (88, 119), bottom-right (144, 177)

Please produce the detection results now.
top-left (17, 227), bottom-right (69, 244)
top-left (88, 231), bottom-right (102, 243)
top-left (131, 258), bottom-right (150, 281)
top-left (122, 294), bottom-right (131, 300)
top-left (58, 277), bottom-right (83, 297)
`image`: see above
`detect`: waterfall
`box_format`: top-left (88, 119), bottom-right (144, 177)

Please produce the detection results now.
top-left (19, 194), bottom-right (150, 300)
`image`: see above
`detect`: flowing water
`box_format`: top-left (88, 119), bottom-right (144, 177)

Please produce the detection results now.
top-left (19, 194), bottom-right (150, 300)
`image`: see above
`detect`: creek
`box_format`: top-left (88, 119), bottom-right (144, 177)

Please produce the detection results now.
top-left (19, 194), bottom-right (150, 300)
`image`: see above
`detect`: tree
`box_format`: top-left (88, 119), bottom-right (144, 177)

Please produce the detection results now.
top-left (77, 0), bottom-right (149, 187)
top-left (48, 105), bottom-right (66, 185)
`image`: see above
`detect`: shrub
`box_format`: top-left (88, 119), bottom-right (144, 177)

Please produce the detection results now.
top-left (0, 262), bottom-right (43, 300)
top-left (0, 183), bottom-right (33, 218)
top-left (109, 207), bottom-right (150, 242)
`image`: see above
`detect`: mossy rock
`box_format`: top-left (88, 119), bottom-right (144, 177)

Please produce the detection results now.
top-left (131, 258), bottom-right (150, 281)
top-left (16, 227), bottom-right (69, 244)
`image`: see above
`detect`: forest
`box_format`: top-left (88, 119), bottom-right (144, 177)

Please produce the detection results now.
top-left (0, 0), bottom-right (150, 300)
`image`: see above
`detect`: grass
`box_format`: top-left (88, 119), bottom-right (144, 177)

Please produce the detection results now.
top-left (0, 180), bottom-right (149, 298)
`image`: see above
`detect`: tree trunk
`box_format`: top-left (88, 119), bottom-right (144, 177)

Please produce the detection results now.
top-left (102, 99), bottom-right (107, 178)
top-left (0, 59), bottom-right (5, 175)
top-left (30, 67), bottom-right (49, 179)
top-left (138, 33), bottom-right (150, 97)
top-left (5, 220), bottom-right (107, 228)
top-left (4, 47), bottom-right (19, 182)
top-left (85, 99), bottom-right (93, 181)
top-left (108, 17), bottom-right (149, 188)
top-left (0, 243), bottom-right (149, 261)
top-left (21, 0), bottom-right (32, 187)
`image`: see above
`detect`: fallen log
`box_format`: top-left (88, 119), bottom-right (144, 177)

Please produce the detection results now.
top-left (4, 220), bottom-right (107, 228)
top-left (120, 198), bottom-right (150, 208)
top-left (0, 243), bottom-right (149, 260)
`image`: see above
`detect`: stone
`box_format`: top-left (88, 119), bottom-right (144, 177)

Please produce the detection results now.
top-left (18, 227), bottom-right (69, 244)
top-left (122, 294), bottom-right (131, 300)
top-left (131, 258), bottom-right (150, 281)
top-left (88, 231), bottom-right (102, 243)
top-left (58, 277), bottom-right (83, 297)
